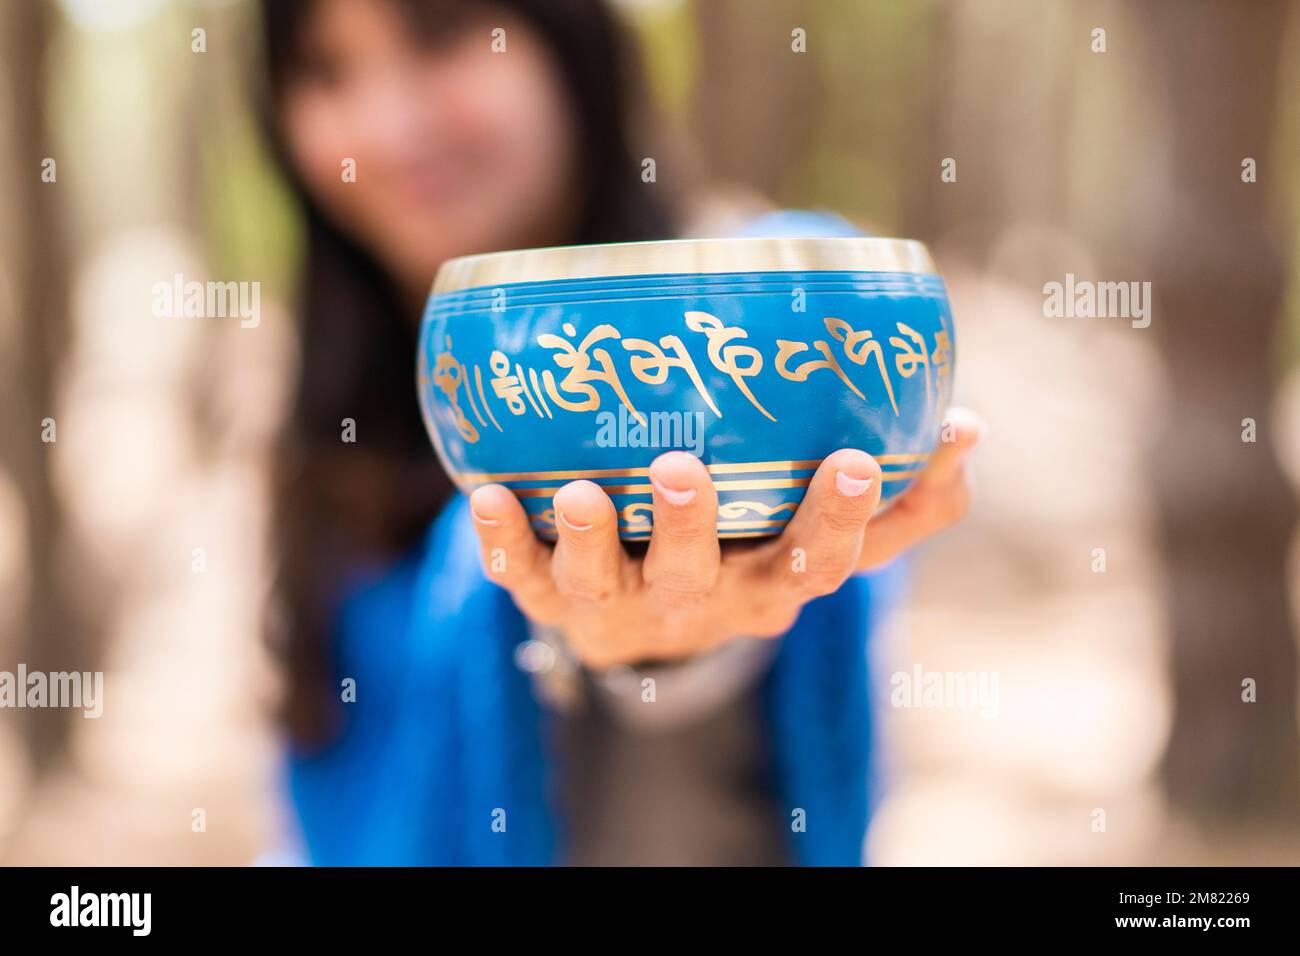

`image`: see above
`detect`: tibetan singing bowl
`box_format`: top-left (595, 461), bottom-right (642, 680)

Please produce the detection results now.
top-left (417, 236), bottom-right (955, 541)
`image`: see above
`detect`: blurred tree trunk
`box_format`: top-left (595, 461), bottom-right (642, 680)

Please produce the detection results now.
top-left (898, 7), bottom-right (949, 243)
top-left (0, 0), bottom-right (74, 768)
top-left (926, 0), bottom-right (1077, 259)
top-left (1142, 0), bottom-right (1299, 820)
top-left (691, 0), bottom-right (819, 198)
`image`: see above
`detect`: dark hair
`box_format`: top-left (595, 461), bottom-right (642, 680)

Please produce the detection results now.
top-left (262, 0), bottom-right (679, 746)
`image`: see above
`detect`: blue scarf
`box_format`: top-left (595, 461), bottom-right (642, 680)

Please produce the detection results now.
top-left (288, 495), bottom-right (901, 866)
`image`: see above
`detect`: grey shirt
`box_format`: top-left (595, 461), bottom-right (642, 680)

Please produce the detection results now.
top-left (525, 633), bottom-right (790, 866)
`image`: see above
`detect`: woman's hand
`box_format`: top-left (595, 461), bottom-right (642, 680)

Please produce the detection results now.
top-left (468, 407), bottom-right (984, 669)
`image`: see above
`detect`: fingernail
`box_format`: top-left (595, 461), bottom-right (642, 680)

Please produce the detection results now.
top-left (557, 509), bottom-right (594, 532)
top-left (470, 507), bottom-right (501, 527)
top-left (835, 471), bottom-right (875, 497)
top-left (651, 478), bottom-right (697, 506)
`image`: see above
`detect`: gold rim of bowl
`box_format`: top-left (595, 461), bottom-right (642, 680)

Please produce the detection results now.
top-left (431, 236), bottom-right (938, 296)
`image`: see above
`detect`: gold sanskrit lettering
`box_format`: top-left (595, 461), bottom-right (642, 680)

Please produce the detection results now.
top-left (536, 322), bottom-right (645, 424)
top-left (432, 336), bottom-right (480, 443)
top-left (683, 311), bottom-right (774, 422)
top-left (622, 334), bottom-right (722, 418)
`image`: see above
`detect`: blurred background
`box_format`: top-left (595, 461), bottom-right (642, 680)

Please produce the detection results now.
top-left (1, 0), bottom-right (1297, 864)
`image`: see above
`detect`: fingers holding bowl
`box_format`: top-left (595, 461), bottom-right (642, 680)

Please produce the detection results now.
top-left (550, 479), bottom-right (628, 606)
top-left (768, 448), bottom-right (882, 598)
top-left (468, 484), bottom-right (564, 622)
top-left (642, 451), bottom-right (722, 609)
top-left (856, 407), bottom-right (985, 571)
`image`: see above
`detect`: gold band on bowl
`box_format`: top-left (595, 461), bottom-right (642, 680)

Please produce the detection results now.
top-left (505, 472), bottom-right (919, 498)
top-left (453, 453), bottom-right (930, 486)
top-left (535, 529), bottom-right (778, 541)
top-left (431, 236), bottom-right (938, 295)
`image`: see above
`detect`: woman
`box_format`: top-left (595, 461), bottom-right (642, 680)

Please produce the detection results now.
top-left (264, 0), bottom-right (982, 865)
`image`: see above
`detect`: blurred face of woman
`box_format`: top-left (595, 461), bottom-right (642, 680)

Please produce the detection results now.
top-left (280, 0), bottom-right (579, 300)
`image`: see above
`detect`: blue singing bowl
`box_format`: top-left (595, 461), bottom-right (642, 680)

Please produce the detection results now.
top-left (417, 236), bottom-right (955, 541)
